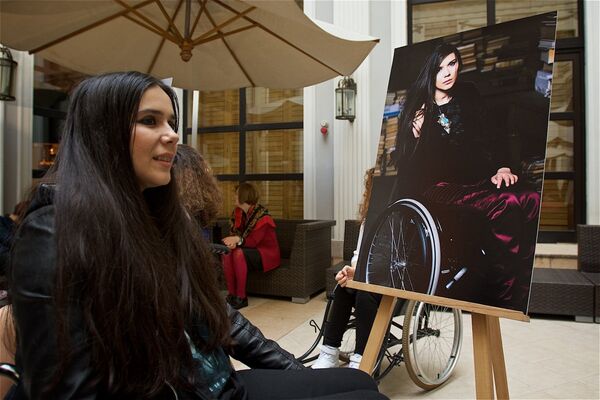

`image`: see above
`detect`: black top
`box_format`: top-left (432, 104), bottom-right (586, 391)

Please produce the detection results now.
top-left (395, 82), bottom-right (506, 196)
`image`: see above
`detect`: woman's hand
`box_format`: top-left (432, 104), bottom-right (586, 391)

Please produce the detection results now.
top-left (335, 266), bottom-right (356, 288)
top-left (491, 167), bottom-right (518, 189)
top-left (412, 104), bottom-right (425, 138)
top-left (222, 236), bottom-right (241, 249)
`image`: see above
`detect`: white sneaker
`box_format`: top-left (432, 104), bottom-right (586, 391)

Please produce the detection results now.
top-left (348, 353), bottom-right (362, 369)
top-left (311, 345), bottom-right (340, 369)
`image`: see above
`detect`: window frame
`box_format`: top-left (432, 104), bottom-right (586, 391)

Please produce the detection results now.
top-left (183, 88), bottom-right (304, 216)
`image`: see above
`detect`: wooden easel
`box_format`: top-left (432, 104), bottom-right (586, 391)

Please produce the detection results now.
top-left (346, 280), bottom-right (529, 400)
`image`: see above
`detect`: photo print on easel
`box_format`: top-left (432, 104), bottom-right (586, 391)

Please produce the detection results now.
top-left (355, 12), bottom-right (557, 313)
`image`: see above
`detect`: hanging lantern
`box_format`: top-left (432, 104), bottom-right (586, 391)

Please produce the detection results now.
top-left (0, 46), bottom-right (17, 101)
top-left (335, 76), bottom-right (356, 122)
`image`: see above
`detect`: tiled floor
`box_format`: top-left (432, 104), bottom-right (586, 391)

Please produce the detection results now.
top-left (237, 293), bottom-right (600, 400)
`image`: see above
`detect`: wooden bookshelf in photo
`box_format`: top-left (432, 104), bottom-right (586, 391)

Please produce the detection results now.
top-left (457, 42), bottom-right (477, 73)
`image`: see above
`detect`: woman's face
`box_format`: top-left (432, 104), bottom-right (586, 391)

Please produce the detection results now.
top-left (131, 86), bottom-right (179, 191)
top-left (435, 52), bottom-right (459, 92)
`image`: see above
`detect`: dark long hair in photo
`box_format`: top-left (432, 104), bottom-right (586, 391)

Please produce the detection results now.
top-left (45, 72), bottom-right (230, 395)
top-left (396, 43), bottom-right (462, 161)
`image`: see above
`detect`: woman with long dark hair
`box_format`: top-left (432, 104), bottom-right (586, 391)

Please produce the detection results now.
top-left (8, 72), bottom-right (388, 399)
top-left (394, 43), bottom-right (540, 311)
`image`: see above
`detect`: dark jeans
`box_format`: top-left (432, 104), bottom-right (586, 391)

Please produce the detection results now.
top-left (322, 286), bottom-right (381, 355)
top-left (237, 368), bottom-right (389, 400)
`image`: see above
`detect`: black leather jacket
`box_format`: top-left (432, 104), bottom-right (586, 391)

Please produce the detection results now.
top-left (9, 191), bottom-right (303, 399)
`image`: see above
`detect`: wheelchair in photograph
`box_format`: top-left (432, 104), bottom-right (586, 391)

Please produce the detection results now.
top-left (364, 196), bottom-right (490, 296)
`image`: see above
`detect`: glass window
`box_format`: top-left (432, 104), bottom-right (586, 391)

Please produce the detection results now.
top-left (539, 179), bottom-right (574, 231)
top-left (33, 57), bottom-right (88, 181)
top-left (550, 61), bottom-right (573, 113)
top-left (253, 180), bottom-right (303, 219)
top-left (199, 89), bottom-right (239, 127)
top-left (194, 87), bottom-right (303, 221)
top-left (246, 129), bottom-right (303, 174)
top-left (246, 88), bottom-right (303, 124)
top-left (545, 121), bottom-right (573, 173)
top-left (412, 0), bottom-right (487, 43)
top-left (218, 181), bottom-right (238, 219)
top-left (197, 132), bottom-right (240, 175)
top-left (496, 0), bottom-right (578, 38)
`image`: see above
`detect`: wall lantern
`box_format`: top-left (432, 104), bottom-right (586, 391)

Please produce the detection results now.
top-left (0, 46), bottom-right (17, 101)
top-left (335, 76), bottom-right (356, 122)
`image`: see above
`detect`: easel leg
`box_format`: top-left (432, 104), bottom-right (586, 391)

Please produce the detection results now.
top-left (472, 313), bottom-right (495, 399)
top-left (487, 316), bottom-right (509, 400)
top-left (472, 313), bottom-right (510, 399)
top-left (359, 295), bottom-right (397, 374)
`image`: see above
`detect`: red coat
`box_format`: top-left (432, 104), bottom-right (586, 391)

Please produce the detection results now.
top-left (242, 216), bottom-right (280, 272)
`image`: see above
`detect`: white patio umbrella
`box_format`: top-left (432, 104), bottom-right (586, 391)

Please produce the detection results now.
top-left (0, 0), bottom-right (378, 90)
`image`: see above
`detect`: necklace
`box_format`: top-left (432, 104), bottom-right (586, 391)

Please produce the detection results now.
top-left (437, 110), bottom-right (451, 135)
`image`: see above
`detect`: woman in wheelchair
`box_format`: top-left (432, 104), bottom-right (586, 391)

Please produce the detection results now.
top-left (313, 169), bottom-right (382, 369)
top-left (392, 43), bottom-right (540, 311)
top-left (7, 72), bottom-right (388, 400)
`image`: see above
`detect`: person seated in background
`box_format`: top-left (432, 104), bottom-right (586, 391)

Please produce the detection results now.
top-left (313, 168), bottom-right (382, 369)
top-left (173, 144), bottom-right (222, 239)
top-left (222, 182), bottom-right (280, 309)
top-left (8, 72), bottom-right (388, 400)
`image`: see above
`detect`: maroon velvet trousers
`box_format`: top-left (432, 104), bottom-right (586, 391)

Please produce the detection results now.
top-left (422, 180), bottom-right (541, 308)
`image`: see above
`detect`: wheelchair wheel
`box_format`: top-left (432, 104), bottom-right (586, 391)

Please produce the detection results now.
top-left (401, 300), bottom-right (463, 390)
top-left (365, 199), bottom-right (441, 294)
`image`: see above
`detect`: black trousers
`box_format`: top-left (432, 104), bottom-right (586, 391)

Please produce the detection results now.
top-left (237, 368), bottom-right (389, 400)
top-left (322, 286), bottom-right (381, 355)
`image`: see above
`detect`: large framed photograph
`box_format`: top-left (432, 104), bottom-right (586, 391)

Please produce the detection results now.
top-left (355, 13), bottom-right (557, 313)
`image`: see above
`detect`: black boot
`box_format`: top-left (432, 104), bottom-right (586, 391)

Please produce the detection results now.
top-left (229, 296), bottom-right (248, 310)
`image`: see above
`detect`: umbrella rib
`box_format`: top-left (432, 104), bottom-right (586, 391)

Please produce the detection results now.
top-left (29, 0), bottom-right (156, 54)
top-left (190, 0), bottom-right (208, 38)
top-left (154, 0), bottom-right (185, 41)
top-left (147, 38), bottom-right (167, 74)
top-left (211, 0), bottom-right (345, 76)
top-left (123, 14), bottom-right (180, 45)
top-left (148, 0), bottom-right (185, 74)
top-left (192, 6), bottom-right (255, 44)
top-left (115, 0), bottom-right (180, 43)
top-left (204, 8), bottom-right (255, 87)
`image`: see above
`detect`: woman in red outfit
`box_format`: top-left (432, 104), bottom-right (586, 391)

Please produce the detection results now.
top-left (222, 182), bottom-right (280, 309)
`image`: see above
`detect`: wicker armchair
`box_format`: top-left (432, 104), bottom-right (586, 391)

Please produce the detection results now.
top-left (215, 219), bottom-right (336, 303)
top-left (325, 220), bottom-right (361, 298)
top-left (578, 224), bottom-right (600, 322)
top-left (529, 225), bottom-right (599, 322)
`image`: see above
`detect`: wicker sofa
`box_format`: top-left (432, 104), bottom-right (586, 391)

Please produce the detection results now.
top-left (529, 224), bottom-right (600, 322)
top-left (214, 218), bottom-right (336, 303)
top-left (325, 220), bottom-right (361, 298)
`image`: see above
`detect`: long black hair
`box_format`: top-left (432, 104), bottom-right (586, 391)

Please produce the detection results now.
top-left (395, 43), bottom-right (462, 163)
top-left (47, 72), bottom-right (229, 395)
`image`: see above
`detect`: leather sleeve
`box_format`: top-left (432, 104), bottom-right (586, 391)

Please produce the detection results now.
top-left (227, 305), bottom-right (305, 370)
top-left (9, 206), bottom-right (99, 399)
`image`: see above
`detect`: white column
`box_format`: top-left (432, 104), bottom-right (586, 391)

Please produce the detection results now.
top-left (303, 0), bottom-right (335, 221)
top-left (584, 0), bottom-right (600, 224)
top-left (1, 49), bottom-right (34, 214)
top-left (332, 0), bottom-right (373, 240)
